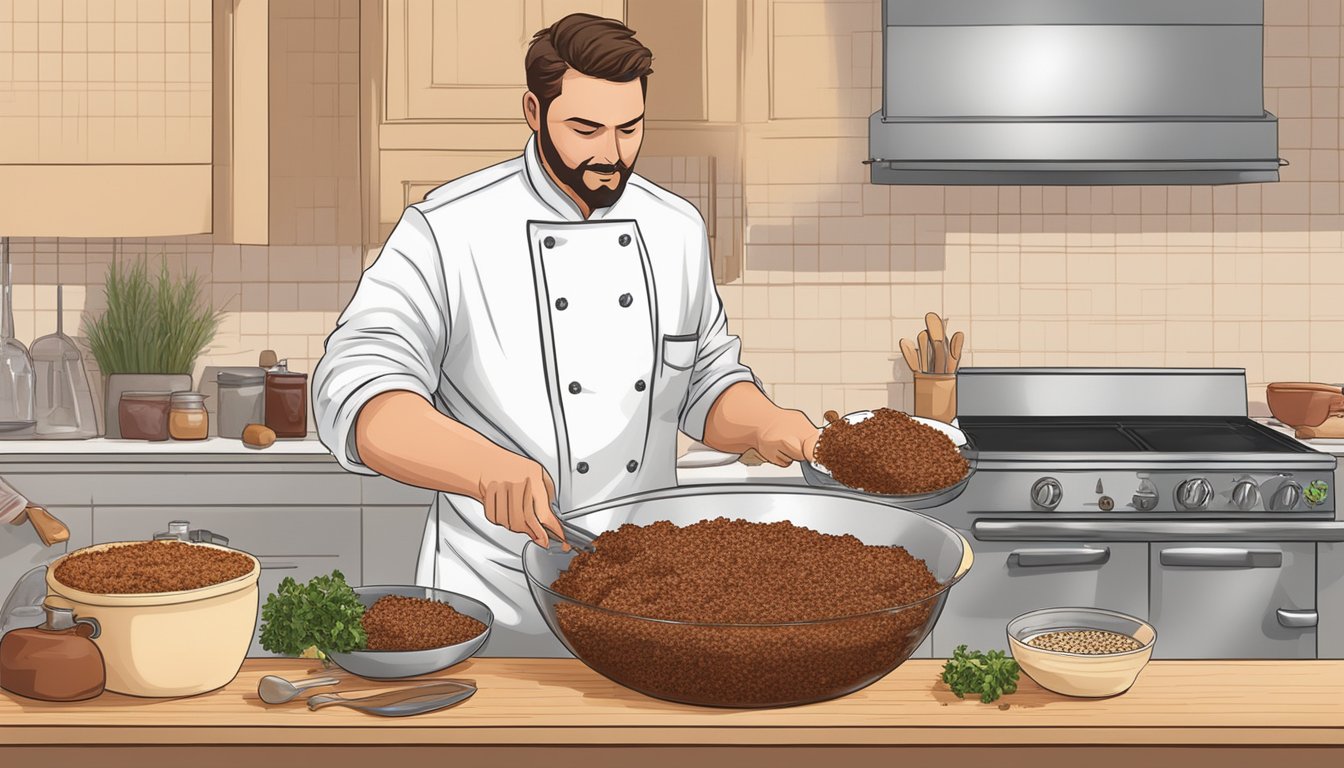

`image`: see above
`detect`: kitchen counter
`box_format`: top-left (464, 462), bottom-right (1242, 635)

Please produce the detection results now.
top-left (0, 659), bottom-right (1340, 767)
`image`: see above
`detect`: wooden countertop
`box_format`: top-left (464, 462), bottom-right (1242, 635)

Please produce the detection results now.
top-left (2, 657), bottom-right (1341, 747)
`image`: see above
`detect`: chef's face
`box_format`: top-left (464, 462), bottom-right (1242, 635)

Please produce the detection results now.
top-left (526, 70), bottom-right (645, 211)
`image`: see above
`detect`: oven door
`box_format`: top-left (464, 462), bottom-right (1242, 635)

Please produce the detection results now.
top-left (932, 532), bottom-right (1147, 657)
top-left (1150, 541), bottom-right (1316, 659)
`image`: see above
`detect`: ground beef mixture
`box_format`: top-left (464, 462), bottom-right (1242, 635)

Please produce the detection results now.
top-left (815, 408), bottom-right (968, 495)
top-left (549, 518), bottom-right (944, 707)
top-left (361, 595), bottom-right (487, 651)
top-left (54, 541), bottom-right (254, 594)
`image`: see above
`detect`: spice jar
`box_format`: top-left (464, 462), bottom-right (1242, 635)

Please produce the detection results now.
top-left (217, 368), bottom-right (266, 439)
top-left (264, 360), bottom-right (309, 438)
top-left (118, 391), bottom-right (171, 441)
top-left (0, 602), bottom-right (105, 701)
top-left (168, 391), bottom-right (209, 441)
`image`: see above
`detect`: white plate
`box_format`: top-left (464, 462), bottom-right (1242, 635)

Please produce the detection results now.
top-left (811, 411), bottom-right (967, 477)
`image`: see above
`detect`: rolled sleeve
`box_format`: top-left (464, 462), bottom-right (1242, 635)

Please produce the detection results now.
top-left (677, 232), bottom-right (755, 442)
top-left (312, 207), bottom-right (450, 474)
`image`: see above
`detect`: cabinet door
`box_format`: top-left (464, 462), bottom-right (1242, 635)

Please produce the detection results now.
top-left (92, 507), bottom-right (361, 658)
top-left (933, 536), bottom-right (1148, 657)
top-left (385, 0), bottom-right (625, 123)
top-left (1150, 542), bottom-right (1316, 659)
top-left (0, 0), bottom-right (213, 235)
top-left (1322, 543), bottom-right (1343, 660)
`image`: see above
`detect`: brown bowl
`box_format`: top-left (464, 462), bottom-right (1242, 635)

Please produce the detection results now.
top-left (1266, 382), bottom-right (1344, 428)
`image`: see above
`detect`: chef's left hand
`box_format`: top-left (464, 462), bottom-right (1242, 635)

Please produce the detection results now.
top-left (751, 408), bottom-right (820, 467)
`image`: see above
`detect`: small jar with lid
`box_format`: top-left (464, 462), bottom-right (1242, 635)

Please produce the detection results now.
top-left (168, 392), bottom-right (209, 441)
top-left (118, 391), bottom-right (172, 441)
top-left (217, 368), bottom-right (266, 439)
top-left (264, 361), bottom-right (309, 438)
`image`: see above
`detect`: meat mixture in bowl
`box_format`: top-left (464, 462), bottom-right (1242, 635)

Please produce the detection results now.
top-left (54, 540), bottom-right (254, 594)
top-left (361, 595), bottom-right (487, 651)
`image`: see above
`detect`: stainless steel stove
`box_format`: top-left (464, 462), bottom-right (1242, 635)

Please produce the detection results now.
top-left (922, 368), bottom-right (1342, 661)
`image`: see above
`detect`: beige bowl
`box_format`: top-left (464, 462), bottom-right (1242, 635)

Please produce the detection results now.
top-left (1006, 607), bottom-right (1156, 698)
top-left (46, 541), bottom-right (260, 697)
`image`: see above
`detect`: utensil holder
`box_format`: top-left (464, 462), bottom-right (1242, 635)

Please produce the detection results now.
top-left (913, 372), bottom-right (956, 423)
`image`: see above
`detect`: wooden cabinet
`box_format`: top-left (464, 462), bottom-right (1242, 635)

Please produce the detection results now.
top-left (369, 0), bottom-right (744, 258)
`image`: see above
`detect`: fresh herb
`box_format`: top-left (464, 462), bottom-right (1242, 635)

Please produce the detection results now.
top-left (941, 644), bottom-right (1020, 704)
top-left (258, 570), bottom-right (367, 659)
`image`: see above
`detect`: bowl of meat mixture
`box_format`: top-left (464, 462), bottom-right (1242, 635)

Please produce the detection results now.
top-left (326, 586), bottom-right (493, 680)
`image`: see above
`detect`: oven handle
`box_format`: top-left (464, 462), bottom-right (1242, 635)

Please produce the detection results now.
top-left (972, 520), bottom-right (1344, 542)
top-left (1159, 547), bottom-right (1282, 568)
top-left (1007, 547), bottom-right (1110, 568)
top-left (1276, 609), bottom-right (1318, 629)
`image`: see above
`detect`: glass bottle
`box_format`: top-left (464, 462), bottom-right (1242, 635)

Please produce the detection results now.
top-left (0, 238), bottom-right (35, 438)
top-left (264, 360), bottom-right (308, 438)
top-left (168, 391), bottom-right (209, 440)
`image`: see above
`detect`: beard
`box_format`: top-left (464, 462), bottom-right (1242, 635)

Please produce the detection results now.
top-left (538, 118), bottom-right (635, 212)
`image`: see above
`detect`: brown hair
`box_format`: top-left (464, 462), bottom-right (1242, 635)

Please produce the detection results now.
top-left (525, 14), bottom-right (653, 107)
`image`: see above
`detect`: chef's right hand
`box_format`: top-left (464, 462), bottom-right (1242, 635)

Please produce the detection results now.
top-left (475, 450), bottom-right (566, 548)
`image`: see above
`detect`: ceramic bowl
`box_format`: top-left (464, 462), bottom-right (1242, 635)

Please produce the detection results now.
top-left (1006, 607), bottom-right (1156, 698)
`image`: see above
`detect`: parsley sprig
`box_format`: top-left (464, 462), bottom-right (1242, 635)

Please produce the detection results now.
top-left (259, 570), bottom-right (367, 659)
top-left (941, 644), bottom-right (1021, 703)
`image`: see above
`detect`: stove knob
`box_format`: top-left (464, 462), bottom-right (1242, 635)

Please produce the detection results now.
top-left (1031, 477), bottom-right (1063, 510)
top-left (1131, 479), bottom-right (1159, 512)
top-left (1176, 478), bottom-right (1213, 510)
top-left (1270, 481), bottom-right (1303, 512)
top-left (1231, 479), bottom-right (1261, 511)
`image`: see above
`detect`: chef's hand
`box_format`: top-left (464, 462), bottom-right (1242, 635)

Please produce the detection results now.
top-left (751, 408), bottom-right (820, 467)
top-left (475, 449), bottom-right (566, 549)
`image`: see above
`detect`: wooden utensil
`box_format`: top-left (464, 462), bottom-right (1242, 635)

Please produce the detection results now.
top-left (916, 330), bottom-right (931, 373)
top-left (948, 331), bottom-right (964, 372)
top-left (925, 313), bottom-right (947, 373)
top-left (898, 338), bottom-right (922, 373)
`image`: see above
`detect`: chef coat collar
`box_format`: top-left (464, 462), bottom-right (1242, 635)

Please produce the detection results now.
top-left (523, 133), bottom-right (617, 222)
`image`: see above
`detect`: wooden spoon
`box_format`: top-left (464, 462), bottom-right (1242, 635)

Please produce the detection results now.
top-left (948, 331), bottom-right (965, 372)
top-left (925, 313), bottom-right (947, 373)
top-left (916, 330), bottom-right (931, 373)
top-left (899, 338), bottom-right (922, 373)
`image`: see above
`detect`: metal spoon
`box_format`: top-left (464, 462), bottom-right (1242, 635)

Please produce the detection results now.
top-left (258, 674), bottom-right (341, 704)
top-left (549, 500), bottom-right (597, 553)
top-left (307, 679), bottom-right (477, 716)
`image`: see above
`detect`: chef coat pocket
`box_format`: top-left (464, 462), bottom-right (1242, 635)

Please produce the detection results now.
top-left (661, 335), bottom-right (698, 372)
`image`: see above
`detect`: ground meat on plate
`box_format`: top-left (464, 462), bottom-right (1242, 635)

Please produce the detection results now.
top-left (361, 595), bottom-right (488, 651)
top-left (814, 408), bottom-right (968, 495)
top-left (54, 540), bottom-right (254, 594)
top-left (548, 518), bottom-right (944, 706)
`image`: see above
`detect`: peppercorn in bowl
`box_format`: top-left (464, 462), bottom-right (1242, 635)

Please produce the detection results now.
top-left (523, 485), bottom-right (974, 708)
top-left (1006, 607), bottom-right (1156, 698)
top-left (325, 586), bottom-right (493, 680)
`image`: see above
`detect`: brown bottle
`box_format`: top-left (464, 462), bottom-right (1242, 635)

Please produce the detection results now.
top-left (264, 360), bottom-right (309, 438)
top-left (0, 603), bottom-right (105, 701)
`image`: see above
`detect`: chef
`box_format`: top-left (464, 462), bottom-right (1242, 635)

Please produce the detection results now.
top-left (313, 13), bottom-right (819, 656)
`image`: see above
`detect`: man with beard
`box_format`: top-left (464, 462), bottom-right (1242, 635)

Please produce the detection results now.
top-left (312, 14), bottom-right (819, 656)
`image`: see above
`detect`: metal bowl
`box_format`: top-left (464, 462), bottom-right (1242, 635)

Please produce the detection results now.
top-left (522, 485), bottom-right (973, 708)
top-left (803, 411), bottom-right (976, 508)
top-left (326, 586), bottom-right (493, 680)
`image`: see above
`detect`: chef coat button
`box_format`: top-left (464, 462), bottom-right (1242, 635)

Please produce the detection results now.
top-left (626, 460), bottom-right (639, 473)
top-left (568, 381), bottom-right (582, 395)
top-left (554, 297), bottom-right (568, 310)
top-left (635, 379), bottom-right (646, 392)
top-left (543, 236), bottom-right (556, 249)
top-left (619, 233), bottom-right (631, 247)
top-left (619, 293), bottom-right (633, 308)
top-left (576, 462), bottom-right (589, 474)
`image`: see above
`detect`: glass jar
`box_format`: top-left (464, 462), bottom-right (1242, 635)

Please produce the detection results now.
top-left (217, 369), bottom-right (265, 439)
top-left (118, 391), bottom-right (171, 441)
top-left (264, 361), bottom-right (308, 438)
top-left (168, 392), bottom-right (209, 441)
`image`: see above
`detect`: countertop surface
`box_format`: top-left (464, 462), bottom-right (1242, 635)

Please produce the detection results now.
top-left (0, 658), bottom-right (1340, 746)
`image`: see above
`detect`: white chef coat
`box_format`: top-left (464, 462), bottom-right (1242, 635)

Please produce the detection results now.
top-left (312, 135), bottom-right (755, 656)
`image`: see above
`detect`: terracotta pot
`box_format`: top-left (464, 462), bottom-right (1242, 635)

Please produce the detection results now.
top-left (1266, 382), bottom-right (1344, 429)
top-left (102, 373), bottom-right (192, 438)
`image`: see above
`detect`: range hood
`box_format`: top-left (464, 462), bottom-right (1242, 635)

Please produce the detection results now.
top-left (868, 0), bottom-right (1283, 185)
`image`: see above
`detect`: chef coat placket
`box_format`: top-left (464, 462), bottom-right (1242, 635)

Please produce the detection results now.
top-left (528, 220), bottom-right (658, 510)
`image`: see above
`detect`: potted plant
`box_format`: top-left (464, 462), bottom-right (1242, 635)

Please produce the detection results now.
top-left (83, 258), bottom-right (225, 438)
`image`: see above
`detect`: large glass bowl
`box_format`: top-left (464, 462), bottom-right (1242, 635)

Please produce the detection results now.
top-left (523, 484), bottom-right (973, 708)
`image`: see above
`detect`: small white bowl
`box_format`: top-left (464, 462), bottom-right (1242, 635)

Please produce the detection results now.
top-left (1006, 607), bottom-right (1156, 698)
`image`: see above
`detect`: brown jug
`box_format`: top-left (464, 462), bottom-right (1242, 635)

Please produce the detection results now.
top-left (0, 602), bottom-right (105, 701)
